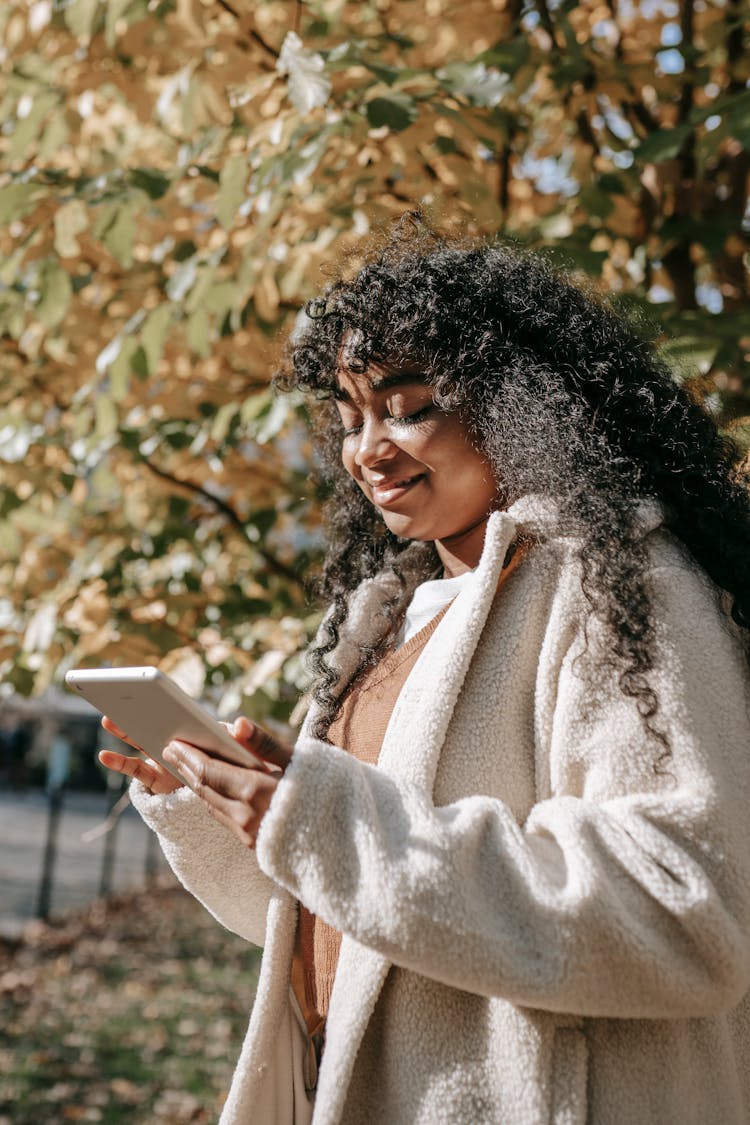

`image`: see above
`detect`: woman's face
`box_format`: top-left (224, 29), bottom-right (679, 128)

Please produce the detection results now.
top-left (334, 362), bottom-right (498, 575)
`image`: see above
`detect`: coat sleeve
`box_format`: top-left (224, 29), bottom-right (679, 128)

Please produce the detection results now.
top-left (130, 780), bottom-right (275, 947)
top-left (255, 553), bottom-right (750, 1018)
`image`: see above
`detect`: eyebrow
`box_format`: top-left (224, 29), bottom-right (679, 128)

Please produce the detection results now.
top-left (332, 371), bottom-right (424, 402)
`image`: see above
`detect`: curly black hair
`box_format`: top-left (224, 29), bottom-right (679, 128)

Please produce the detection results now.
top-left (276, 216), bottom-right (750, 746)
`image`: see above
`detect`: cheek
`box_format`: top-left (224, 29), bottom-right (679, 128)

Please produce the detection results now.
top-left (340, 438), bottom-right (360, 481)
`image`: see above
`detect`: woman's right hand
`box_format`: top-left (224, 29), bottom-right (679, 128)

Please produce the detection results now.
top-left (98, 716), bottom-right (183, 795)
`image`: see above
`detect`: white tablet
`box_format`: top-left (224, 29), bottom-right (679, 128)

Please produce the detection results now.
top-left (65, 666), bottom-right (266, 781)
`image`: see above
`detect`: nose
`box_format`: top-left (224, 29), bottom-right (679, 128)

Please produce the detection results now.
top-left (353, 416), bottom-right (396, 470)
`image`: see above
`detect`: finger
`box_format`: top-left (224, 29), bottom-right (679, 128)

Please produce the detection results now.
top-left (163, 740), bottom-right (258, 797)
top-left (163, 741), bottom-right (278, 846)
top-left (232, 717), bottom-right (294, 771)
top-left (101, 716), bottom-right (144, 753)
top-left (98, 749), bottom-right (182, 794)
top-left (201, 798), bottom-right (262, 849)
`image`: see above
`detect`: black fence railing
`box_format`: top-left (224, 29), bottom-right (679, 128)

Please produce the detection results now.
top-left (1, 783), bottom-right (169, 935)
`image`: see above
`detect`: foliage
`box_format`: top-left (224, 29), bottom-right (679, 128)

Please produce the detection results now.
top-left (0, 882), bottom-right (261, 1123)
top-left (0, 0), bottom-right (748, 714)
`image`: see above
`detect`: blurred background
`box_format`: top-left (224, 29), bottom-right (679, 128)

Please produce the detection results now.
top-left (0, 0), bottom-right (748, 1120)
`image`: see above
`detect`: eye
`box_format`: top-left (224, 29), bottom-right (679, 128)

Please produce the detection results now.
top-left (388, 405), bottom-right (433, 427)
top-left (334, 401), bottom-right (362, 436)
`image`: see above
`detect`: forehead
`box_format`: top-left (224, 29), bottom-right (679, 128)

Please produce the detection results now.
top-left (333, 360), bottom-right (425, 402)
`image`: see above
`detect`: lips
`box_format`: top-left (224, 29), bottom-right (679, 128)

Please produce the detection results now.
top-left (367, 474), bottom-right (425, 507)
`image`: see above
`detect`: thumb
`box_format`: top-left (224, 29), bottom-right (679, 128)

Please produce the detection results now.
top-left (232, 716), bottom-right (293, 772)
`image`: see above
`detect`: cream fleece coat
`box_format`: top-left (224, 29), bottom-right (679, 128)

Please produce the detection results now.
top-left (132, 496), bottom-right (750, 1124)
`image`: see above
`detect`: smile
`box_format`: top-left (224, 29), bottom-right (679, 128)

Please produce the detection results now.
top-left (368, 474), bottom-right (425, 507)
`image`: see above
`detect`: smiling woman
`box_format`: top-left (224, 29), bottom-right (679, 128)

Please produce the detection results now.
top-left (101, 217), bottom-right (750, 1125)
top-left (334, 362), bottom-right (497, 574)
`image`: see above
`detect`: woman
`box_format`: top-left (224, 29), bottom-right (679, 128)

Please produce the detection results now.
top-left (100, 222), bottom-right (750, 1124)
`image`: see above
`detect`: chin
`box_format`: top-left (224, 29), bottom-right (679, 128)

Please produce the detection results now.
top-left (380, 515), bottom-right (429, 540)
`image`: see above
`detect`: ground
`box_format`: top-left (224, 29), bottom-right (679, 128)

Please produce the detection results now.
top-left (0, 880), bottom-right (261, 1123)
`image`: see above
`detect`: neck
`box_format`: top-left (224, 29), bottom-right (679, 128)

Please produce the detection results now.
top-left (435, 514), bottom-right (491, 578)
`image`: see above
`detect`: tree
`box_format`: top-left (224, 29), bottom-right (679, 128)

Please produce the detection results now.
top-left (1, 0), bottom-right (748, 718)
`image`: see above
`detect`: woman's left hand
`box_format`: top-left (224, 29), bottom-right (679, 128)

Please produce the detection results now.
top-left (163, 716), bottom-right (294, 849)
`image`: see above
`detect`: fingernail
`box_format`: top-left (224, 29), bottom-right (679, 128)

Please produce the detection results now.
top-left (163, 745), bottom-right (176, 763)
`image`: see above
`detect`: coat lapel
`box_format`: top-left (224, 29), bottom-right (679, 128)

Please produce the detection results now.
top-left (312, 937), bottom-right (391, 1124)
top-left (311, 509), bottom-right (525, 1123)
top-left (377, 508), bottom-right (519, 792)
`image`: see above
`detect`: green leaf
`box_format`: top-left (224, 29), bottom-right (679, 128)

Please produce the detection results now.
top-left (130, 168), bottom-right (171, 200)
top-left (100, 202), bottom-right (137, 266)
top-left (437, 62), bottom-right (509, 108)
top-left (105, 0), bottom-right (135, 45)
top-left (434, 135), bottom-right (458, 155)
top-left (109, 337), bottom-right (138, 398)
top-left (633, 125), bottom-right (692, 164)
top-left (365, 93), bottom-right (418, 132)
top-left (130, 345), bottom-right (149, 381)
top-left (659, 335), bottom-right (719, 377)
top-left (54, 198), bottom-right (89, 258)
top-left (725, 91), bottom-right (750, 147)
top-left (0, 487), bottom-right (23, 518)
top-left (211, 402), bottom-right (238, 443)
top-left (240, 390), bottom-right (271, 424)
top-left (7, 92), bottom-right (59, 162)
top-left (0, 294), bottom-right (25, 339)
top-left (203, 281), bottom-right (236, 316)
top-left (95, 393), bottom-right (119, 438)
top-left (64, 0), bottom-right (101, 39)
top-left (596, 173), bottom-right (625, 195)
top-left (194, 165), bottom-right (220, 183)
top-left (577, 186), bottom-right (615, 220)
top-left (0, 183), bottom-right (43, 224)
top-left (363, 61), bottom-right (401, 86)
top-left (659, 214), bottom-right (737, 256)
top-left (216, 153), bottom-right (247, 231)
top-left (36, 262), bottom-right (72, 329)
top-left (37, 113), bottom-right (69, 162)
top-left (0, 519), bottom-right (21, 557)
top-left (140, 305), bottom-right (172, 375)
top-left (250, 508), bottom-right (277, 536)
top-left (255, 397), bottom-right (289, 444)
top-left (185, 266), bottom-right (217, 314)
top-left (689, 89), bottom-right (750, 130)
top-left (174, 239), bottom-right (199, 261)
top-left (186, 307), bottom-right (210, 357)
top-left (480, 40), bottom-right (531, 72)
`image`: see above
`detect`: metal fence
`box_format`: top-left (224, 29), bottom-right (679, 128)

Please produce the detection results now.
top-left (0, 780), bottom-right (169, 938)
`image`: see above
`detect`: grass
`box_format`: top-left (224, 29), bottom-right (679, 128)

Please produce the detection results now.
top-left (0, 880), bottom-right (262, 1123)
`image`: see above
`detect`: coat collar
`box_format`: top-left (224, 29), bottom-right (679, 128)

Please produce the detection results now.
top-left (302, 495), bottom-right (666, 746)
top-left (365, 495), bottom-right (666, 791)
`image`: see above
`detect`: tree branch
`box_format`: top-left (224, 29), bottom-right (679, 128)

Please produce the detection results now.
top-left (293, 0), bottom-right (304, 35)
top-left (249, 29), bottom-right (279, 60)
top-left (497, 142), bottom-right (513, 212)
top-left (214, 1), bottom-right (280, 59)
top-left (678, 0), bottom-right (695, 131)
top-left (660, 0), bottom-right (698, 310)
top-left (141, 457), bottom-right (306, 591)
top-left (625, 99), bottom-right (660, 138)
top-left (576, 108), bottom-right (600, 155)
top-left (535, 0), bottom-right (561, 52)
top-left (726, 0), bottom-right (744, 93)
top-left (602, 0), bottom-right (660, 137)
